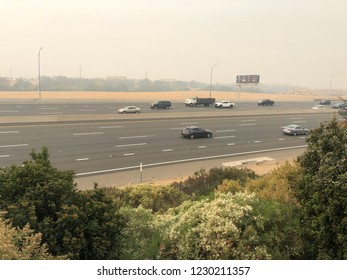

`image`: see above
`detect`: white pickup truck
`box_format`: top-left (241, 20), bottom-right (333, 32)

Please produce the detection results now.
top-left (214, 100), bottom-right (235, 108)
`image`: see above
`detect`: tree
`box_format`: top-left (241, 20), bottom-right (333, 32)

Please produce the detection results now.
top-left (297, 117), bottom-right (347, 259)
top-left (0, 147), bottom-right (124, 259)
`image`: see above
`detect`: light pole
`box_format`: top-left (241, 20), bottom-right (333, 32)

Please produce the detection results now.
top-left (209, 63), bottom-right (221, 98)
top-left (38, 47), bottom-right (43, 99)
top-left (329, 72), bottom-right (343, 96)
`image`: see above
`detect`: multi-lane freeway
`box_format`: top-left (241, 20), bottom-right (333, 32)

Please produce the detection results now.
top-left (0, 102), bottom-right (334, 178)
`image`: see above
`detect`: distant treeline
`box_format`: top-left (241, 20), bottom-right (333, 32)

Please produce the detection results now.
top-left (0, 76), bottom-right (301, 93)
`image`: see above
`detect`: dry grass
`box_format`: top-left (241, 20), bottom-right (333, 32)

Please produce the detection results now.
top-left (0, 90), bottom-right (330, 102)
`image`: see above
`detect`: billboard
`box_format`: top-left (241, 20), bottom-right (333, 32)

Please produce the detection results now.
top-left (236, 75), bottom-right (260, 84)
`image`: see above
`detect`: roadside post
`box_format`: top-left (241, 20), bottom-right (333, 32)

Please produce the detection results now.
top-left (140, 162), bottom-right (143, 183)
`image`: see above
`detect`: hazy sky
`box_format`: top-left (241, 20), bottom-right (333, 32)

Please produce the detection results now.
top-left (1, 0), bottom-right (346, 89)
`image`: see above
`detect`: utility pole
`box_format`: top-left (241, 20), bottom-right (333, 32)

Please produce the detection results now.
top-left (38, 47), bottom-right (43, 99)
top-left (209, 63), bottom-right (221, 98)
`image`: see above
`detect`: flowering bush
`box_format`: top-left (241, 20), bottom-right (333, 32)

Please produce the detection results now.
top-left (156, 192), bottom-right (271, 260)
top-left (0, 214), bottom-right (64, 260)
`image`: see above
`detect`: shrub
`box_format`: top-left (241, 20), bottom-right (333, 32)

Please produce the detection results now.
top-left (155, 192), bottom-right (271, 260)
top-left (171, 167), bottom-right (258, 197)
top-left (106, 184), bottom-right (189, 213)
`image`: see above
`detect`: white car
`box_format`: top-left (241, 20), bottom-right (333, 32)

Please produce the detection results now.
top-left (215, 100), bottom-right (235, 108)
top-left (118, 106), bottom-right (141, 114)
top-left (312, 105), bottom-right (325, 110)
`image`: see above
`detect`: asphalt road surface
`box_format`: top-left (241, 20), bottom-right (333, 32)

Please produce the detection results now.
top-left (0, 111), bottom-right (333, 179)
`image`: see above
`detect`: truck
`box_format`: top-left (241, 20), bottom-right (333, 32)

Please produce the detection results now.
top-left (214, 100), bottom-right (235, 108)
top-left (185, 97), bottom-right (215, 107)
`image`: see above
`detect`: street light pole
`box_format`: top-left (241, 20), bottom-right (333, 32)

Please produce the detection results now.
top-left (209, 63), bottom-right (221, 98)
top-left (38, 47), bottom-right (43, 100)
top-left (329, 72), bottom-right (343, 96)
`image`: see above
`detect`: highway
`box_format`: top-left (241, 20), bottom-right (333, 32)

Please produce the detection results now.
top-left (0, 110), bottom-right (334, 177)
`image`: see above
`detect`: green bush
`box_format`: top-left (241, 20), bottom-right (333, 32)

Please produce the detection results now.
top-left (171, 167), bottom-right (258, 197)
top-left (106, 184), bottom-right (189, 213)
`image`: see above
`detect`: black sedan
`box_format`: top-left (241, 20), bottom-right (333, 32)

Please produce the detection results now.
top-left (181, 126), bottom-right (212, 139)
top-left (257, 99), bottom-right (274, 106)
top-left (282, 124), bottom-right (309, 136)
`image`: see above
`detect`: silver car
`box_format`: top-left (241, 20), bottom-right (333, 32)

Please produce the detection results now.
top-left (282, 124), bottom-right (309, 136)
top-left (118, 106), bottom-right (141, 114)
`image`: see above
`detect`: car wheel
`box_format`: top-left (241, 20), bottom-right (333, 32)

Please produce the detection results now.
top-left (230, 105), bottom-right (233, 108)
top-left (293, 132), bottom-right (297, 136)
top-left (207, 133), bottom-right (212, 138)
top-left (190, 134), bottom-right (194, 139)
top-left (123, 111), bottom-right (127, 114)
top-left (136, 111), bottom-right (140, 114)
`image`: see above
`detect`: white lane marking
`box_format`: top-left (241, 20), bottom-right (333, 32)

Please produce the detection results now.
top-left (227, 143), bottom-right (236, 146)
top-left (99, 126), bottom-right (124, 129)
top-left (39, 107), bottom-right (59, 110)
top-left (216, 129), bottom-right (235, 132)
top-left (0, 155), bottom-right (12, 158)
top-left (76, 158), bottom-right (90, 161)
top-left (119, 135), bottom-right (156, 139)
top-left (214, 135), bottom-right (236, 139)
top-left (76, 145), bottom-right (308, 177)
top-left (198, 146), bottom-right (207, 149)
top-left (124, 153), bottom-right (135, 156)
top-left (278, 138), bottom-right (285, 141)
top-left (0, 131), bottom-right (20, 134)
top-left (73, 132), bottom-right (104, 136)
top-left (0, 144), bottom-right (29, 148)
top-left (254, 140), bottom-right (262, 143)
top-left (40, 112), bottom-right (63, 115)
top-left (239, 123), bottom-right (256, 126)
top-left (115, 143), bottom-right (147, 148)
top-left (162, 149), bottom-right (173, 152)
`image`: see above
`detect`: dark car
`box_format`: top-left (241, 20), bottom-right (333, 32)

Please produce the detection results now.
top-left (319, 100), bottom-right (331, 105)
top-left (332, 102), bottom-right (346, 109)
top-left (150, 100), bottom-right (172, 109)
top-left (257, 99), bottom-right (274, 106)
top-left (282, 124), bottom-right (309, 136)
top-left (181, 126), bottom-right (212, 139)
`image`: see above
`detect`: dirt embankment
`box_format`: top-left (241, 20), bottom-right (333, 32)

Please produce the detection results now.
top-left (0, 90), bottom-right (331, 102)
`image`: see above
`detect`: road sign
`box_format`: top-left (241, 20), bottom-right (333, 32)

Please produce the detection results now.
top-left (236, 75), bottom-right (260, 84)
